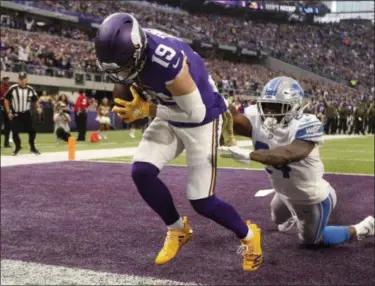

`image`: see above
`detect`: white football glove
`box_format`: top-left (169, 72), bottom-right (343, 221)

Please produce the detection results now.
top-left (220, 146), bottom-right (252, 165)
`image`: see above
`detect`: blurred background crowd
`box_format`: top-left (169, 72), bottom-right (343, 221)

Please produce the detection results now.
top-left (0, 0), bottom-right (374, 135)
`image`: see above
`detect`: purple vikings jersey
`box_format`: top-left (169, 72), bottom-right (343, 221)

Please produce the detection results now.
top-left (136, 29), bottom-right (227, 127)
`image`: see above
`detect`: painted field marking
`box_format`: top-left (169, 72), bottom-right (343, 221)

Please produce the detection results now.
top-left (1, 259), bottom-right (199, 286)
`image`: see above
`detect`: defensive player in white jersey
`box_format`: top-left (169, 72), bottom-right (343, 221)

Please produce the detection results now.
top-left (222, 76), bottom-right (374, 246)
top-left (95, 13), bottom-right (262, 271)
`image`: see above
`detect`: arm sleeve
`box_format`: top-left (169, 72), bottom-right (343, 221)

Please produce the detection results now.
top-left (5, 86), bottom-right (13, 101)
top-left (295, 115), bottom-right (324, 144)
top-left (74, 96), bottom-right (82, 109)
top-left (82, 97), bottom-right (89, 108)
top-left (30, 87), bottom-right (38, 102)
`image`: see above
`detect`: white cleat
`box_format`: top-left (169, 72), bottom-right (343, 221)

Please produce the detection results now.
top-left (354, 216), bottom-right (374, 240)
top-left (277, 216), bottom-right (297, 233)
top-left (130, 132), bottom-right (136, 139)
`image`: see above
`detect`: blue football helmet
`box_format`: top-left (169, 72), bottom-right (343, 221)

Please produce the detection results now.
top-left (95, 13), bottom-right (148, 84)
top-left (257, 76), bottom-right (308, 131)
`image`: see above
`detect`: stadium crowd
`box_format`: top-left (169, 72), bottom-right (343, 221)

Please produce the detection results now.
top-left (0, 1), bottom-right (374, 135)
top-left (4, 0), bottom-right (373, 91)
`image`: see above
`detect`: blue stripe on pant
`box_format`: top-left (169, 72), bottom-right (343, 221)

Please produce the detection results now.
top-left (313, 193), bottom-right (334, 244)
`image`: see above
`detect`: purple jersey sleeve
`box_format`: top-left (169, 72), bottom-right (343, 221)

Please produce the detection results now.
top-left (146, 32), bottom-right (185, 85)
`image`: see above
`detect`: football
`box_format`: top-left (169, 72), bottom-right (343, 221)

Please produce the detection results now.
top-left (112, 83), bottom-right (147, 106)
top-left (112, 83), bottom-right (134, 102)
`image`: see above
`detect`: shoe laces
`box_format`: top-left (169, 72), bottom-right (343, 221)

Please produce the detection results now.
top-left (238, 242), bottom-right (254, 259)
top-left (280, 216), bottom-right (297, 232)
top-left (163, 230), bottom-right (181, 250)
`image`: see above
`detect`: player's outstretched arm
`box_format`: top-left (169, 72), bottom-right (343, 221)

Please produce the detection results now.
top-left (228, 104), bottom-right (253, 137)
top-left (149, 59), bottom-right (206, 123)
top-left (250, 139), bottom-right (315, 166)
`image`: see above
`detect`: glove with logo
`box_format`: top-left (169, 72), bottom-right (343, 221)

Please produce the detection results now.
top-left (220, 110), bottom-right (237, 146)
top-left (112, 86), bottom-right (150, 123)
top-left (220, 146), bottom-right (252, 165)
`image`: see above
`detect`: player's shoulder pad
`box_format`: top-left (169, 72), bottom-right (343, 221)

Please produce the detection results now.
top-left (244, 104), bottom-right (258, 119)
top-left (295, 114), bottom-right (324, 142)
top-left (243, 104), bottom-right (258, 133)
top-left (146, 30), bottom-right (184, 84)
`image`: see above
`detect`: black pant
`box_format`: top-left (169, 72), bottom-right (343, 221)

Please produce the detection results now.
top-left (75, 111), bottom-right (87, 141)
top-left (338, 118), bottom-right (347, 134)
top-left (11, 111), bottom-right (36, 150)
top-left (1, 108), bottom-right (11, 146)
top-left (56, 127), bottom-right (71, 142)
top-left (354, 118), bottom-right (365, 135)
top-left (368, 117), bottom-right (375, 134)
top-left (331, 117), bottom-right (338, 134)
top-left (325, 117), bottom-right (334, 134)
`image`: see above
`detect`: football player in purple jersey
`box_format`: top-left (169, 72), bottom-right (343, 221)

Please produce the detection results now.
top-left (95, 13), bottom-right (262, 271)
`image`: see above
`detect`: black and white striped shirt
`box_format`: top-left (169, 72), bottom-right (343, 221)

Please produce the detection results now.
top-left (5, 84), bottom-right (38, 113)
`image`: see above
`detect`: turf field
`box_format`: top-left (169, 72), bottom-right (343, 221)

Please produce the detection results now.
top-left (1, 130), bottom-right (374, 174)
top-left (1, 131), bottom-right (374, 285)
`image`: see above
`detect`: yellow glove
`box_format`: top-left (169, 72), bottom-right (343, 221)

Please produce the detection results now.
top-left (220, 110), bottom-right (237, 147)
top-left (112, 86), bottom-right (150, 123)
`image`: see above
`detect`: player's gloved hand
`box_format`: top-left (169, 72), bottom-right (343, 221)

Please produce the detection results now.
top-left (220, 146), bottom-right (252, 165)
top-left (220, 110), bottom-right (237, 147)
top-left (112, 86), bottom-right (150, 123)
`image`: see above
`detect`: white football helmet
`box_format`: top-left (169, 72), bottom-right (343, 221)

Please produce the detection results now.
top-left (257, 76), bottom-right (308, 131)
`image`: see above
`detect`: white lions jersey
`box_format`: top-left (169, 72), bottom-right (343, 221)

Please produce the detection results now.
top-left (245, 105), bottom-right (330, 204)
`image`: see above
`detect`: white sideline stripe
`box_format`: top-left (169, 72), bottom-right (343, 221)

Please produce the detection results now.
top-left (91, 160), bottom-right (374, 177)
top-left (0, 147), bottom-right (138, 167)
top-left (0, 260), bottom-right (200, 285)
top-left (35, 142), bottom-right (121, 147)
top-left (0, 134), bottom-right (371, 168)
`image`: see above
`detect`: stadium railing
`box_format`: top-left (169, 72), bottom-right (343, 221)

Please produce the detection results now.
top-left (1, 62), bottom-right (109, 83)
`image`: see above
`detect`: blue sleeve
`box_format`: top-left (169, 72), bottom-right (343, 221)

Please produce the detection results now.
top-left (295, 118), bottom-right (324, 144)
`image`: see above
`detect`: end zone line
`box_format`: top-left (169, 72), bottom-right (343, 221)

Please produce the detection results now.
top-left (86, 160), bottom-right (374, 177)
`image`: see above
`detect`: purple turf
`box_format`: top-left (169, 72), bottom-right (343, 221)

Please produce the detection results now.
top-left (1, 162), bottom-right (374, 285)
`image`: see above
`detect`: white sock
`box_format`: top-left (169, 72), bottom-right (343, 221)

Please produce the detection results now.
top-left (243, 227), bottom-right (254, 241)
top-left (168, 217), bottom-right (184, 230)
top-left (353, 217), bottom-right (373, 236)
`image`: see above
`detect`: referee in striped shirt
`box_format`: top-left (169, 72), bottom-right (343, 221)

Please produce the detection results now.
top-left (4, 72), bottom-right (41, 156)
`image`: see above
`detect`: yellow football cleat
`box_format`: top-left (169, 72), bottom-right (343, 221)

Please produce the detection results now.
top-left (155, 216), bottom-right (193, 265)
top-left (240, 220), bottom-right (263, 271)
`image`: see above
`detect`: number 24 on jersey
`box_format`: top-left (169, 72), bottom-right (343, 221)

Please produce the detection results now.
top-left (254, 141), bottom-right (292, 179)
